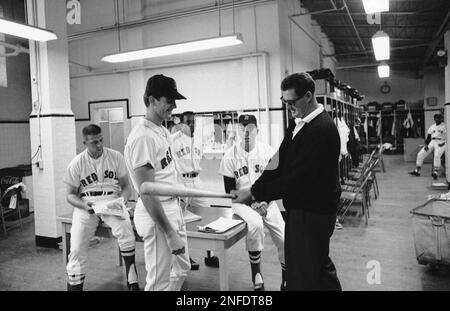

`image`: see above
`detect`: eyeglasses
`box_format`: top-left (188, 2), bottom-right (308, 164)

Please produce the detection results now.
top-left (280, 96), bottom-right (300, 105)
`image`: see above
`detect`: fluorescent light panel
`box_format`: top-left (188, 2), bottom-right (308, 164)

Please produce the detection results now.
top-left (102, 33), bottom-right (244, 63)
top-left (362, 0), bottom-right (389, 14)
top-left (377, 63), bottom-right (390, 78)
top-left (0, 17), bottom-right (57, 42)
top-left (372, 30), bottom-right (390, 61)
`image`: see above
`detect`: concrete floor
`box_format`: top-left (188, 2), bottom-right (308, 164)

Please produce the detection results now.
top-left (1, 154), bottom-right (450, 291)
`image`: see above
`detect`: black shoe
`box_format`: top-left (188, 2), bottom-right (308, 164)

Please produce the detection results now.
top-left (127, 283), bottom-right (140, 291)
top-left (409, 170), bottom-right (420, 176)
top-left (280, 282), bottom-right (287, 291)
top-left (67, 283), bottom-right (83, 291)
top-left (190, 258), bottom-right (200, 271)
top-left (204, 255), bottom-right (220, 268)
top-left (432, 171), bottom-right (438, 180)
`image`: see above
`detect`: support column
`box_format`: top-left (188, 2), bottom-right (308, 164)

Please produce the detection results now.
top-left (27, 0), bottom-right (76, 248)
top-left (445, 30), bottom-right (450, 183)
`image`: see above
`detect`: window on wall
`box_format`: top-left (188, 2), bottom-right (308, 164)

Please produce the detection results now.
top-left (0, 5), bottom-right (7, 88)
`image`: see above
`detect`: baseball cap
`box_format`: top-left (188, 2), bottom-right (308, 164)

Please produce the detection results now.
top-left (238, 114), bottom-right (257, 127)
top-left (145, 74), bottom-right (186, 100)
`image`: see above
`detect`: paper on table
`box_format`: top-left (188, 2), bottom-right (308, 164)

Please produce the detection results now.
top-left (197, 217), bottom-right (244, 233)
top-left (183, 210), bottom-right (202, 223)
top-left (92, 197), bottom-right (127, 219)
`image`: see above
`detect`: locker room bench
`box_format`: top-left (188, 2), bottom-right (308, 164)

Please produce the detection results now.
top-left (57, 205), bottom-right (247, 291)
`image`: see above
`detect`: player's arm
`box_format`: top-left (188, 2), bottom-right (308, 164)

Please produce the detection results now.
top-left (134, 164), bottom-right (185, 255)
top-left (66, 184), bottom-right (94, 214)
top-left (424, 134), bottom-right (431, 150)
top-left (118, 175), bottom-right (132, 204)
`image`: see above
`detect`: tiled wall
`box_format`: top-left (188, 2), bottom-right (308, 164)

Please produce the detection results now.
top-left (0, 123), bottom-right (31, 169)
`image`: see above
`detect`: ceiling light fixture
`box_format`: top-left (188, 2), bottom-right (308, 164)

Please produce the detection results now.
top-left (101, 33), bottom-right (244, 63)
top-left (0, 17), bottom-right (57, 42)
top-left (102, 0), bottom-right (243, 63)
top-left (377, 62), bottom-right (390, 78)
top-left (362, 0), bottom-right (389, 14)
top-left (372, 30), bottom-right (390, 61)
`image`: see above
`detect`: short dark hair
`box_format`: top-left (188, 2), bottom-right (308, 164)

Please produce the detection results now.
top-left (82, 124), bottom-right (101, 138)
top-left (434, 114), bottom-right (444, 120)
top-left (281, 72), bottom-right (315, 97)
top-left (181, 111), bottom-right (194, 122)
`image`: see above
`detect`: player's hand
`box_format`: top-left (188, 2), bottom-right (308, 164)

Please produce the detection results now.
top-left (231, 189), bottom-right (253, 205)
top-left (251, 201), bottom-right (268, 217)
top-left (166, 231), bottom-right (185, 256)
top-left (85, 202), bottom-right (95, 214)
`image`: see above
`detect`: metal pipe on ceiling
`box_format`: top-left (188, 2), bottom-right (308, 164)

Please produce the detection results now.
top-left (336, 59), bottom-right (418, 70)
top-left (422, 10), bottom-right (450, 66)
top-left (342, 0), bottom-right (366, 54)
top-left (324, 42), bottom-right (430, 57)
top-left (68, 0), bottom-right (274, 42)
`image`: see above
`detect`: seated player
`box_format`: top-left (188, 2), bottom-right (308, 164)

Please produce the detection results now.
top-left (219, 115), bottom-right (286, 291)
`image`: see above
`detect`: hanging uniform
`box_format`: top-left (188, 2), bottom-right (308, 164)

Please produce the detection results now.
top-left (124, 118), bottom-right (190, 291)
top-left (219, 142), bottom-right (285, 265)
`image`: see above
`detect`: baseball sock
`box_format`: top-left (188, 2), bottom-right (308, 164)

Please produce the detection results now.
top-left (249, 251), bottom-right (264, 290)
top-left (281, 263), bottom-right (286, 290)
top-left (67, 274), bottom-right (85, 291)
top-left (121, 248), bottom-right (139, 290)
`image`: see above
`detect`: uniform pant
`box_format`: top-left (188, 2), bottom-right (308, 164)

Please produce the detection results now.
top-left (285, 208), bottom-right (341, 291)
top-left (416, 139), bottom-right (446, 168)
top-left (180, 176), bottom-right (209, 209)
top-left (134, 198), bottom-right (190, 291)
top-left (66, 195), bottom-right (136, 283)
top-left (232, 202), bottom-right (285, 265)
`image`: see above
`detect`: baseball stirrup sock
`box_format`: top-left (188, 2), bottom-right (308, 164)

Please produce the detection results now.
top-left (67, 274), bottom-right (85, 291)
top-left (249, 251), bottom-right (263, 289)
top-left (281, 263), bottom-right (286, 289)
top-left (121, 248), bottom-right (138, 285)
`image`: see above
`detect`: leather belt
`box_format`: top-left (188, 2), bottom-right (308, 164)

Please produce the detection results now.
top-left (80, 191), bottom-right (114, 197)
top-left (432, 138), bottom-right (445, 141)
top-left (182, 172), bottom-right (198, 178)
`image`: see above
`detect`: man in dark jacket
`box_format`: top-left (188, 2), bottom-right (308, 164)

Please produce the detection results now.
top-left (232, 72), bottom-right (342, 291)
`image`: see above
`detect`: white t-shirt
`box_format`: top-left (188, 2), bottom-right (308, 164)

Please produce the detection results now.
top-left (171, 131), bottom-right (202, 174)
top-left (124, 118), bottom-right (177, 201)
top-left (428, 123), bottom-right (446, 140)
top-left (219, 141), bottom-right (275, 190)
top-left (64, 147), bottom-right (127, 199)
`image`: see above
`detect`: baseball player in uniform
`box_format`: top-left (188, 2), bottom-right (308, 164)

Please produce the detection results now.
top-left (171, 112), bottom-right (220, 269)
top-left (124, 74), bottom-right (190, 291)
top-left (219, 114), bottom-right (286, 291)
top-left (409, 113), bottom-right (446, 179)
top-left (64, 124), bottom-right (139, 291)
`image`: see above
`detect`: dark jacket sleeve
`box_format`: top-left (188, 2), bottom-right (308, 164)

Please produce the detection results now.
top-left (251, 120), bottom-right (340, 204)
top-left (252, 121), bottom-right (293, 186)
top-left (251, 136), bottom-right (323, 202)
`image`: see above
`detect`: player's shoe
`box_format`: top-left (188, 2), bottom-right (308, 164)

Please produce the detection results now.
top-left (280, 281), bottom-right (287, 291)
top-left (409, 170), bottom-right (420, 176)
top-left (432, 171), bottom-right (439, 180)
top-left (127, 282), bottom-right (140, 291)
top-left (67, 283), bottom-right (83, 291)
top-left (253, 273), bottom-right (265, 291)
top-left (204, 255), bottom-right (220, 268)
top-left (190, 257), bottom-right (200, 271)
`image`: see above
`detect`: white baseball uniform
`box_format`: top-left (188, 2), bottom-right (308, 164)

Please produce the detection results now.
top-left (64, 147), bottom-right (136, 286)
top-left (219, 141), bottom-right (285, 264)
top-left (416, 123), bottom-right (446, 168)
top-left (171, 131), bottom-right (209, 209)
top-left (124, 118), bottom-right (190, 291)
